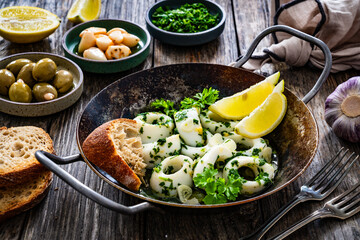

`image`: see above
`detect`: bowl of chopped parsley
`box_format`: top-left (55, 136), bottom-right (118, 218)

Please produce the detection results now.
top-left (145, 0), bottom-right (226, 46)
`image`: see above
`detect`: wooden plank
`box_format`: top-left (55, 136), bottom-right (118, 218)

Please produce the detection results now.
top-left (0, 0), bottom-right (359, 239)
top-left (0, 0), bottom-right (153, 239)
top-left (232, 0), bottom-right (360, 238)
top-left (260, 69), bottom-right (360, 240)
top-left (232, 0), bottom-right (271, 57)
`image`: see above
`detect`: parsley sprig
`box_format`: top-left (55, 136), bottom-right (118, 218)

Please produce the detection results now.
top-left (193, 167), bottom-right (245, 205)
top-left (150, 87), bottom-right (219, 116)
top-left (151, 98), bottom-right (176, 116)
top-left (180, 87), bottom-right (219, 110)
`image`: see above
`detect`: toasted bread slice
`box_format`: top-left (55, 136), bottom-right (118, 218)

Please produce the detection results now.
top-left (0, 170), bottom-right (52, 222)
top-left (82, 118), bottom-right (146, 191)
top-left (0, 126), bottom-right (55, 187)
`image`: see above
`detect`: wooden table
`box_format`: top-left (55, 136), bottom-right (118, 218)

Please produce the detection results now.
top-left (1, 0), bottom-right (359, 239)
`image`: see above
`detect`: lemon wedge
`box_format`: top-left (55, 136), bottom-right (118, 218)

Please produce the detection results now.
top-left (234, 80), bottom-right (287, 138)
top-left (209, 72), bottom-right (280, 120)
top-left (0, 6), bottom-right (60, 43)
top-left (67, 0), bottom-right (101, 23)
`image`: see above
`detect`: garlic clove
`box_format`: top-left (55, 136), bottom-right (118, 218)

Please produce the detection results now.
top-left (107, 27), bottom-right (128, 35)
top-left (79, 27), bottom-right (107, 37)
top-left (94, 33), bottom-right (108, 38)
top-left (122, 33), bottom-right (140, 47)
top-left (108, 30), bottom-right (124, 45)
top-left (83, 47), bottom-right (107, 61)
top-left (105, 45), bottom-right (131, 60)
top-left (95, 35), bottom-right (114, 51)
top-left (78, 31), bottom-right (96, 53)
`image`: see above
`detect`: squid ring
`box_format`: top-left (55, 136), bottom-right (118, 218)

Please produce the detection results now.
top-left (199, 110), bottom-right (239, 134)
top-left (134, 112), bottom-right (174, 144)
top-left (143, 134), bottom-right (182, 169)
top-left (223, 156), bottom-right (276, 195)
top-left (225, 134), bottom-right (272, 162)
top-left (193, 140), bottom-right (236, 178)
top-left (150, 155), bottom-right (194, 197)
top-left (181, 130), bottom-right (213, 159)
top-left (175, 108), bottom-right (204, 147)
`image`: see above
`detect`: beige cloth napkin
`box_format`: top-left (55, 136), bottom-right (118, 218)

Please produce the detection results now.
top-left (244, 0), bottom-right (360, 73)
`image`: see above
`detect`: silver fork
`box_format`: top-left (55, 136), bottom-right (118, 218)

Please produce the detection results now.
top-left (242, 148), bottom-right (359, 240)
top-left (270, 181), bottom-right (360, 240)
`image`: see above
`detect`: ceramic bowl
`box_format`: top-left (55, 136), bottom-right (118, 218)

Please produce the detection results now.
top-left (0, 52), bottom-right (83, 117)
top-left (145, 0), bottom-right (226, 46)
top-left (62, 19), bottom-right (151, 73)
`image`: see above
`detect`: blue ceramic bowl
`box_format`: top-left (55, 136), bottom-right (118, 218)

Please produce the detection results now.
top-left (145, 0), bottom-right (226, 46)
top-left (62, 19), bottom-right (151, 73)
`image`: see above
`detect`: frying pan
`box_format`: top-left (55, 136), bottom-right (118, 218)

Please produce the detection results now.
top-left (35, 25), bottom-right (332, 214)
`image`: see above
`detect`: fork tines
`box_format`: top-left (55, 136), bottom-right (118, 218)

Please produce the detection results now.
top-left (306, 148), bottom-right (359, 195)
top-left (330, 182), bottom-right (360, 215)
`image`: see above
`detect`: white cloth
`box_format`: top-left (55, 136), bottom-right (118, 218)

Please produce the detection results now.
top-left (244, 0), bottom-right (360, 73)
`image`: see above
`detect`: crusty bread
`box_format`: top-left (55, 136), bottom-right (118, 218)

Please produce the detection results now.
top-left (82, 118), bottom-right (146, 191)
top-left (0, 170), bottom-right (52, 222)
top-left (0, 126), bottom-right (54, 187)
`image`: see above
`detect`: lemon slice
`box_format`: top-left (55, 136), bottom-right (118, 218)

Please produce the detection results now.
top-left (0, 6), bottom-right (60, 43)
top-left (209, 72), bottom-right (280, 120)
top-left (67, 0), bottom-right (101, 23)
top-left (234, 80), bottom-right (287, 138)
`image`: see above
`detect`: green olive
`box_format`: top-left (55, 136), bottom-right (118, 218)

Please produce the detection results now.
top-left (32, 83), bottom-right (58, 102)
top-left (9, 79), bottom-right (32, 103)
top-left (0, 69), bottom-right (15, 96)
top-left (32, 58), bottom-right (57, 82)
top-left (17, 63), bottom-right (36, 88)
top-left (6, 58), bottom-right (33, 76)
top-left (52, 70), bottom-right (74, 93)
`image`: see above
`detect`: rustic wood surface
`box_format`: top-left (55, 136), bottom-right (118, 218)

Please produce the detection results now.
top-left (0, 0), bottom-right (359, 239)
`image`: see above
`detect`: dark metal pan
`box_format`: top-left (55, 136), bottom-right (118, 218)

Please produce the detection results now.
top-left (35, 25), bottom-right (332, 214)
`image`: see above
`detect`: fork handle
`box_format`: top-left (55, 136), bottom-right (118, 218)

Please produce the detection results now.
top-left (269, 210), bottom-right (327, 240)
top-left (242, 195), bottom-right (305, 239)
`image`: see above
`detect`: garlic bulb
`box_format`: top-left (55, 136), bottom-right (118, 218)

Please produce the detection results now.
top-left (325, 76), bottom-right (360, 142)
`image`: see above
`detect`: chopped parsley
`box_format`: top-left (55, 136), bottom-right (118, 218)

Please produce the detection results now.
top-left (153, 164), bottom-right (162, 173)
top-left (151, 3), bottom-right (220, 33)
top-left (255, 171), bottom-right (271, 185)
top-left (175, 111), bottom-right (188, 122)
top-left (157, 138), bottom-right (166, 146)
top-left (252, 148), bottom-right (261, 156)
top-left (259, 158), bottom-right (266, 166)
top-left (153, 147), bottom-right (160, 154)
top-left (164, 165), bottom-right (174, 174)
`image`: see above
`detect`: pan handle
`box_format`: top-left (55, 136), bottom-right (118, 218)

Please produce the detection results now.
top-left (231, 25), bottom-right (332, 104)
top-left (35, 150), bottom-right (161, 215)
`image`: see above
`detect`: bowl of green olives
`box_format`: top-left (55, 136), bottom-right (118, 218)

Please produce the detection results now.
top-left (0, 52), bottom-right (84, 117)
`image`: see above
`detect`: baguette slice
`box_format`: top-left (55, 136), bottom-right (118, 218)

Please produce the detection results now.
top-left (82, 118), bottom-right (146, 191)
top-left (0, 126), bottom-right (55, 187)
top-left (0, 170), bottom-right (52, 222)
